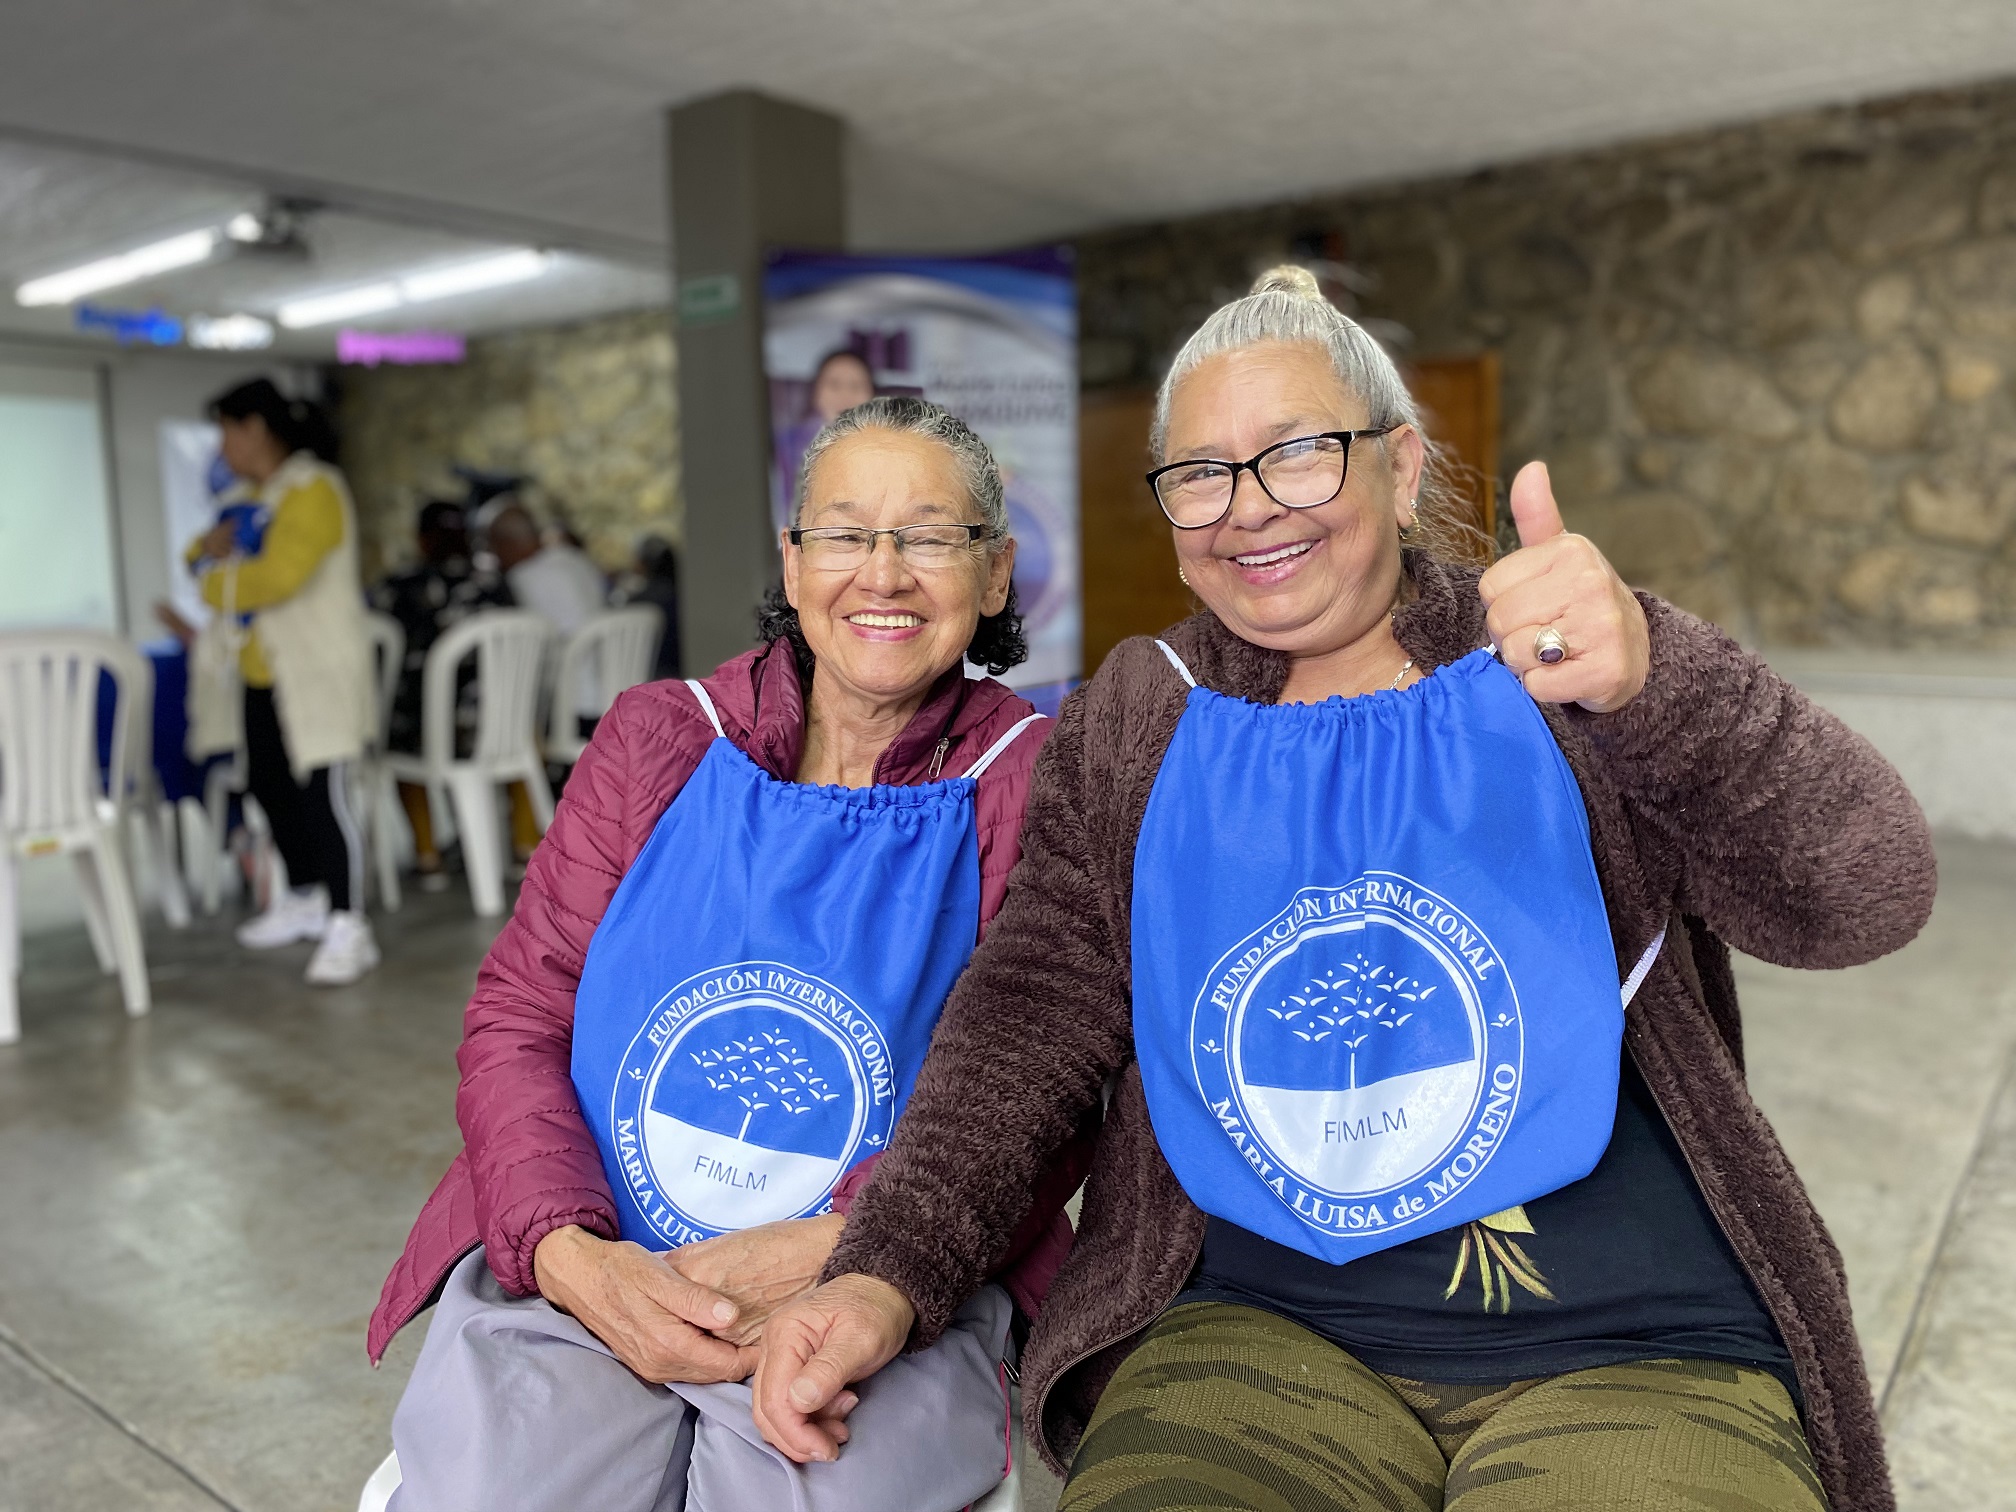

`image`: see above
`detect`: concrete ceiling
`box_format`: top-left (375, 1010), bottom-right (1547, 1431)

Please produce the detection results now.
top-left (1, 0), bottom-right (2014, 347)
top-left (0, 138), bottom-right (668, 355)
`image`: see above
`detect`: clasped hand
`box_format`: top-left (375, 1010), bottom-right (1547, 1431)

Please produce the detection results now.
top-left (532, 1213), bottom-right (845, 1386)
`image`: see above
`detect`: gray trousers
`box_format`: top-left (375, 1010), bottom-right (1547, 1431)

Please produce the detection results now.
top-left (389, 1248), bottom-right (1014, 1512)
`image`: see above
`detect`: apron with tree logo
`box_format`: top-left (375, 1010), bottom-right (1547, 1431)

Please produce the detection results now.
top-left (1132, 642), bottom-right (1661, 1266)
top-left (572, 680), bottom-right (1041, 1247)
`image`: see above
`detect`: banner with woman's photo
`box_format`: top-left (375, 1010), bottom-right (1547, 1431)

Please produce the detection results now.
top-left (762, 248), bottom-right (1081, 696)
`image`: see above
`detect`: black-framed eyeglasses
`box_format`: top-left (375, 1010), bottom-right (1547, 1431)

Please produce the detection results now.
top-left (786, 522), bottom-right (990, 571)
top-left (1145, 427), bottom-right (1399, 530)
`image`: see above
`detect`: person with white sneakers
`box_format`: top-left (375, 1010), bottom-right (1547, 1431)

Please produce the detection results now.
top-left (187, 379), bottom-right (379, 986)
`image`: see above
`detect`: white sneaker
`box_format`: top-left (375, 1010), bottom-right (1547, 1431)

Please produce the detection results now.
top-left (236, 886), bottom-right (330, 949)
top-left (306, 911), bottom-right (380, 986)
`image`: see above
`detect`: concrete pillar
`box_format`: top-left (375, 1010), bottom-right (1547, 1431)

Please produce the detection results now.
top-left (667, 90), bottom-right (845, 674)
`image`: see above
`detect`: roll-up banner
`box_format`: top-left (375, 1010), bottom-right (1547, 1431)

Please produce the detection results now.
top-left (763, 248), bottom-right (1080, 699)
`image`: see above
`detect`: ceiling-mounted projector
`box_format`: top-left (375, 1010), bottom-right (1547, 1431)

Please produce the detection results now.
top-left (226, 198), bottom-right (317, 260)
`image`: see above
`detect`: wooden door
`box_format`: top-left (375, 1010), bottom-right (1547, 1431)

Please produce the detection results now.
top-left (1405, 351), bottom-right (1501, 557)
top-left (1074, 353), bottom-right (1501, 676)
top-left (1078, 388), bottom-right (1186, 677)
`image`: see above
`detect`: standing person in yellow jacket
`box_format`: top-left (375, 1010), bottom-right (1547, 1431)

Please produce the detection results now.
top-left (187, 379), bottom-right (379, 985)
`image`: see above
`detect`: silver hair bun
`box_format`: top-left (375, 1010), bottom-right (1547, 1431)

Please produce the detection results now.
top-left (1250, 264), bottom-right (1323, 299)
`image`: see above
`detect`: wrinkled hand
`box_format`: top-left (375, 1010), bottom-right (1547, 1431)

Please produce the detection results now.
top-left (1478, 461), bottom-right (1649, 713)
top-left (751, 1274), bottom-right (915, 1464)
top-left (532, 1224), bottom-right (757, 1385)
top-left (666, 1212), bottom-right (845, 1348)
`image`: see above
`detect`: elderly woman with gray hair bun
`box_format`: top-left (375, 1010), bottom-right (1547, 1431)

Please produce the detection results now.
top-left (755, 271), bottom-right (1934, 1512)
top-left (370, 396), bottom-right (1087, 1511)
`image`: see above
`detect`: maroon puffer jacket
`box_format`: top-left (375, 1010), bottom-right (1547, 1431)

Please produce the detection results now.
top-left (369, 638), bottom-right (1071, 1362)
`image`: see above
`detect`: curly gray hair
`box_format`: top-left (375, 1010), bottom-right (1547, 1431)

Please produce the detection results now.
top-left (793, 394), bottom-right (1010, 540)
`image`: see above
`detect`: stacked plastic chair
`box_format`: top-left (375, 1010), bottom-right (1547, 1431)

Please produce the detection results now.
top-left (544, 605), bottom-right (664, 766)
top-left (385, 609), bottom-right (554, 917)
top-left (0, 631), bottom-right (153, 1042)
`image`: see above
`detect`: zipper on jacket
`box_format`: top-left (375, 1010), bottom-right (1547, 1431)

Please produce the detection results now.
top-left (1031, 1322), bottom-right (1146, 1470)
top-left (927, 737), bottom-right (950, 780)
top-left (1029, 1265), bottom-right (1196, 1471)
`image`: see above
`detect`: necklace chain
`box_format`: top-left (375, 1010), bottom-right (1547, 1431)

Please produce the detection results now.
top-left (1387, 658), bottom-right (1415, 691)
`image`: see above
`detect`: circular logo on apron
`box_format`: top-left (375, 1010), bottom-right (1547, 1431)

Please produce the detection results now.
top-left (1189, 873), bottom-right (1523, 1240)
top-left (612, 961), bottom-right (896, 1245)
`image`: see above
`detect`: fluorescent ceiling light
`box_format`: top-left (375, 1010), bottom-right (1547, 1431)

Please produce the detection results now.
top-left (278, 283), bottom-right (402, 329)
top-left (226, 213), bottom-right (265, 243)
top-left (276, 248), bottom-right (551, 329)
top-left (15, 228), bottom-right (220, 307)
top-left (400, 249), bottom-right (550, 302)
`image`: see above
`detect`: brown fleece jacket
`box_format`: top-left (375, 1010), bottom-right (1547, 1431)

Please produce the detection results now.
top-left (825, 553), bottom-right (1934, 1511)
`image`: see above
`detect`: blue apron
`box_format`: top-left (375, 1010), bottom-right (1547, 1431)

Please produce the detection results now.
top-left (1131, 642), bottom-right (1662, 1266)
top-left (572, 680), bottom-right (1042, 1249)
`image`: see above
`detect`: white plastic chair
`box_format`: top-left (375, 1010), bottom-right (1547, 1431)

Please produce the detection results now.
top-left (0, 631), bottom-right (153, 1043)
top-left (385, 610), bottom-right (555, 918)
top-left (357, 610), bottom-right (406, 913)
top-left (358, 1450), bottom-right (400, 1512)
top-left (115, 662), bottom-right (191, 931)
top-left (545, 605), bottom-right (664, 766)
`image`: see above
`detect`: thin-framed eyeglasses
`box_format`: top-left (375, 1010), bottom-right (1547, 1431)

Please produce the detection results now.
top-left (786, 522), bottom-right (992, 571)
top-left (1145, 427), bottom-right (1399, 530)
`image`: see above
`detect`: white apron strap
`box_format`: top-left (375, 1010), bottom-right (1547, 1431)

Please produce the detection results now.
top-left (959, 712), bottom-right (1047, 781)
top-left (1621, 924), bottom-right (1667, 1009)
top-left (1154, 639), bottom-right (1197, 688)
top-left (683, 679), bottom-right (726, 740)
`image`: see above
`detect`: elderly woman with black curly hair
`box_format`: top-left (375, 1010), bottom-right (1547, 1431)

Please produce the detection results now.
top-left (369, 396), bottom-right (1082, 1512)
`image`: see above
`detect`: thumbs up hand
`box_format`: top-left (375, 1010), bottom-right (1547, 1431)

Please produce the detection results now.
top-left (1477, 461), bottom-right (1649, 713)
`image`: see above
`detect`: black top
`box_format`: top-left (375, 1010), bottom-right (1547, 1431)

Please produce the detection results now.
top-left (1177, 1053), bottom-right (1798, 1401)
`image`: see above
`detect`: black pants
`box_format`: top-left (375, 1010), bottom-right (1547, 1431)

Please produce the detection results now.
top-left (243, 686), bottom-right (359, 912)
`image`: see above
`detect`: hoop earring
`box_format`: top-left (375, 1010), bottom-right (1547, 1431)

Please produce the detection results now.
top-left (1177, 564), bottom-right (1191, 587)
top-left (1399, 500), bottom-right (1419, 540)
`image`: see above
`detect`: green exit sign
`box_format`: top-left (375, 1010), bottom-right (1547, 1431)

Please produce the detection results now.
top-left (678, 273), bottom-right (741, 326)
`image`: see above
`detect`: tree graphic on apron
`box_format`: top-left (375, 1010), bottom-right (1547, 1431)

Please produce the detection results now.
top-left (693, 1029), bottom-right (844, 1142)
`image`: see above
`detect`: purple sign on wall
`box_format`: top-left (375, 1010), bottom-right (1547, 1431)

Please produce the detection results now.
top-left (337, 329), bottom-right (467, 366)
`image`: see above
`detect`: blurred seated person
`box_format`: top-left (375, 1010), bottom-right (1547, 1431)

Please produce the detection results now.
top-left (484, 498), bottom-right (607, 637)
top-left (368, 499), bottom-right (512, 891)
top-left (613, 533), bottom-right (682, 680)
top-left (482, 498), bottom-right (608, 861)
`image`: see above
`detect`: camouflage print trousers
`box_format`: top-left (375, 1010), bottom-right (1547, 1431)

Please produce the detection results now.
top-left (1059, 1302), bottom-right (1829, 1512)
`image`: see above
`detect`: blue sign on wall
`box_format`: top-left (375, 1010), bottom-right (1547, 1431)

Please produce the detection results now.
top-left (75, 304), bottom-right (184, 346)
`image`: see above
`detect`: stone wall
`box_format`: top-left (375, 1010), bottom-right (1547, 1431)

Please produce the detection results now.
top-left (1076, 81), bottom-right (2016, 647)
top-left (337, 309), bottom-right (677, 580)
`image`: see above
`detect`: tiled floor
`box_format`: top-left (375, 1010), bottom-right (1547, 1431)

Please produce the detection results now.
top-left (2, 839), bottom-right (2012, 1511)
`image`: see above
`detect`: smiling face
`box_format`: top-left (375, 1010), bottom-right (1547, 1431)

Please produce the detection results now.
top-left (1162, 341), bottom-right (1423, 658)
top-left (782, 428), bottom-right (1015, 708)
